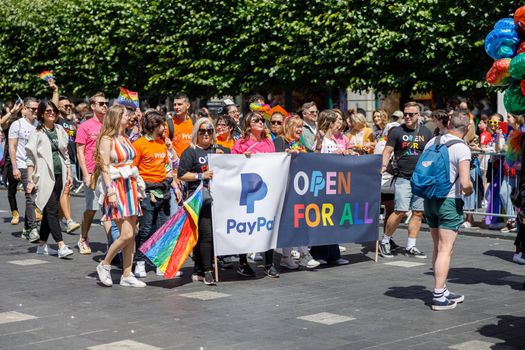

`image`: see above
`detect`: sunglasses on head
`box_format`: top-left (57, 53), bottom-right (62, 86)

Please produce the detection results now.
top-left (251, 117), bottom-right (264, 124)
top-left (270, 120), bottom-right (283, 126)
top-left (198, 128), bottom-right (214, 135)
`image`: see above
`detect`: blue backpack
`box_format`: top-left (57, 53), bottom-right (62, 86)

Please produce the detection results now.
top-left (411, 136), bottom-right (464, 199)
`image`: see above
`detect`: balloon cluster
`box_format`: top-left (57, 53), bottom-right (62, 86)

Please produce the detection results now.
top-left (484, 8), bottom-right (525, 114)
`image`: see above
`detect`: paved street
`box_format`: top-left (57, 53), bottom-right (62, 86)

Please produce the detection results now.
top-left (0, 192), bottom-right (525, 350)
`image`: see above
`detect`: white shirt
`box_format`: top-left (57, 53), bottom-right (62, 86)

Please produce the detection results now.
top-left (320, 137), bottom-right (338, 154)
top-left (8, 118), bottom-right (37, 169)
top-left (424, 133), bottom-right (471, 198)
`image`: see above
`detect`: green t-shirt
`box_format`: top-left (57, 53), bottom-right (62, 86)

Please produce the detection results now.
top-left (44, 128), bottom-right (62, 175)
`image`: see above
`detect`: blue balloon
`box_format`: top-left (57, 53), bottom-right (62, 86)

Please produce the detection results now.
top-left (484, 18), bottom-right (520, 60)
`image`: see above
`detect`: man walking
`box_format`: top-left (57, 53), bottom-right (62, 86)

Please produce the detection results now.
top-left (380, 101), bottom-right (433, 258)
top-left (8, 97), bottom-right (40, 242)
top-left (422, 111), bottom-right (472, 310)
top-left (76, 92), bottom-right (111, 254)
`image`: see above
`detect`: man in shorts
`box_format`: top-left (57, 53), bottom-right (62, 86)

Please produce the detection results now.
top-left (424, 111), bottom-right (472, 311)
top-left (75, 92), bottom-right (110, 254)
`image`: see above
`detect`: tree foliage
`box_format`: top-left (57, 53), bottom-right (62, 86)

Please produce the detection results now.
top-left (0, 0), bottom-right (522, 100)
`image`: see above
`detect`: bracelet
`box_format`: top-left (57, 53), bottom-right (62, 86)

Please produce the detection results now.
top-left (197, 173), bottom-right (204, 181)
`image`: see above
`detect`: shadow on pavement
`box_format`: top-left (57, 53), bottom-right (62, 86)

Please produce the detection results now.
top-left (383, 285), bottom-right (431, 306)
top-left (478, 315), bottom-right (525, 349)
top-left (424, 267), bottom-right (524, 290)
top-left (483, 249), bottom-right (515, 264)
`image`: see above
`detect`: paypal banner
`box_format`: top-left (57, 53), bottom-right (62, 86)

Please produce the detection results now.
top-left (277, 153), bottom-right (381, 247)
top-left (209, 153), bottom-right (290, 256)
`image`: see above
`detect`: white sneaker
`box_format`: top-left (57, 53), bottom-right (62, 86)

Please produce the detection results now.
top-left (176, 270), bottom-right (183, 278)
top-left (280, 257), bottom-right (299, 270)
top-left (249, 252), bottom-right (263, 262)
top-left (36, 244), bottom-right (58, 256)
top-left (461, 221), bottom-right (472, 228)
top-left (291, 250), bottom-right (301, 260)
top-left (134, 261), bottom-right (147, 278)
top-left (299, 256), bottom-right (321, 268)
top-left (334, 258), bottom-right (350, 265)
top-left (66, 220), bottom-right (81, 234)
top-left (57, 245), bottom-right (74, 258)
top-left (28, 228), bottom-right (40, 243)
top-left (339, 245), bottom-right (347, 253)
top-left (96, 263), bottom-right (113, 286)
top-left (120, 274), bottom-right (146, 288)
top-left (513, 253), bottom-right (525, 264)
top-left (156, 267), bottom-right (164, 276)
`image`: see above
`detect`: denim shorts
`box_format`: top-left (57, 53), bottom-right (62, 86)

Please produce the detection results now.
top-left (394, 177), bottom-right (424, 212)
top-left (84, 186), bottom-right (100, 212)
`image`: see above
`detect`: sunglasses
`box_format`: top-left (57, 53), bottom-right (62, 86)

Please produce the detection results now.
top-left (270, 120), bottom-right (283, 126)
top-left (63, 104), bottom-right (73, 109)
top-left (488, 120), bottom-right (499, 125)
top-left (404, 112), bottom-right (418, 117)
top-left (44, 109), bottom-right (55, 115)
top-left (251, 117), bottom-right (264, 124)
top-left (27, 107), bottom-right (38, 113)
top-left (198, 128), bottom-right (214, 135)
top-left (96, 101), bottom-right (108, 107)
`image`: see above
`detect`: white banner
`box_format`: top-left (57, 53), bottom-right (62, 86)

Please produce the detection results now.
top-left (209, 153), bottom-right (290, 256)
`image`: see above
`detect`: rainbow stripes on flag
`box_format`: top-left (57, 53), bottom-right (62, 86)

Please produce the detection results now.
top-left (38, 70), bottom-right (54, 82)
top-left (139, 183), bottom-right (203, 278)
top-left (117, 86), bottom-right (139, 109)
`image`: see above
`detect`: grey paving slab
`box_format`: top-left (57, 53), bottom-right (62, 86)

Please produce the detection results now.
top-left (0, 192), bottom-right (525, 349)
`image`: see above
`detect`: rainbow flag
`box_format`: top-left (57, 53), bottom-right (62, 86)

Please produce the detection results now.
top-left (38, 70), bottom-right (54, 82)
top-left (117, 86), bottom-right (139, 109)
top-left (139, 183), bottom-right (203, 278)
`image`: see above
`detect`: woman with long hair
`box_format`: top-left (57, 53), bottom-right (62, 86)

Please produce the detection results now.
top-left (95, 105), bottom-right (144, 287)
top-left (179, 118), bottom-right (229, 285)
top-left (26, 100), bottom-right (74, 258)
top-left (232, 112), bottom-right (279, 278)
top-left (372, 109), bottom-right (389, 141)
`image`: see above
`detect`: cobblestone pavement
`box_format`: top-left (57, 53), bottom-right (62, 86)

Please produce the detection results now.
top-left (0, 193), bottom-right (524, 349)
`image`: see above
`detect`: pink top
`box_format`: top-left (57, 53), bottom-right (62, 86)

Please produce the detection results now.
top-left (331, 133), bottom-right (350, 151)
top-left (75, 117), bottom-right (103, 173)
top-left (232, 137), bottom-right (275, 154)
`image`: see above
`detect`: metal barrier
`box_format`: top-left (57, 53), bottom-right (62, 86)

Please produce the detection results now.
top-left (463, 150), bottom-right (518, 221)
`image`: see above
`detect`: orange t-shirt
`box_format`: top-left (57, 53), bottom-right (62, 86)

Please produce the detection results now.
top-left (165, 117), bottom-right (193, 158)
top-left (133, 136), bottom-right (169, 183)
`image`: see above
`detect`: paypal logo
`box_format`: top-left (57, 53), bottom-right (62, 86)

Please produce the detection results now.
top-left (240, 173), bottom-right (268, 213)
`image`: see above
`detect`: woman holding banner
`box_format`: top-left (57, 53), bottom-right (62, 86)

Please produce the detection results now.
top-left (273, 115), bottom-right (321, 269)
top-left (232, 112), bottom-right (280, 278)
top-left (310, 110), bottom-right (350, 266)
top-left (179, 118), bottom-right (229, 285)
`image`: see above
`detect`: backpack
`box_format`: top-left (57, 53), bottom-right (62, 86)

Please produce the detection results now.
top-left (411, 135), bottom-right (465, 199)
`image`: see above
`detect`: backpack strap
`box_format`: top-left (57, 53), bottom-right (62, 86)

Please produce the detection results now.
top-left (443, 139), bottom-right (465, 148)
top-left (167, 118), bottom-right (174, 140)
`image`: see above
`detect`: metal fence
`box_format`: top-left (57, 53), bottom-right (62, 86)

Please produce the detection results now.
top-left (463, 151), bottom-right (518, 221)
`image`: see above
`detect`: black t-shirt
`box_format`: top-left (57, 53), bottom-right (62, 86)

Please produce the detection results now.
top-left (386, 124), bottom-right (432, 179)
top-left (273, 136), bottom-right (288, 152)
top-left (57, 117), bottom-right (77, 161)
top-left (178, 144), bottom-right (230, 194)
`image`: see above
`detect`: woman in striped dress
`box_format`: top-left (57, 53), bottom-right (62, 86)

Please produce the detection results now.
top-left (94, 105), bottom-right (144, 288)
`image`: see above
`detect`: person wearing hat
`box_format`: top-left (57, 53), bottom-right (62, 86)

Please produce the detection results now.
top-left (391, 110), bottom-right (403, 123)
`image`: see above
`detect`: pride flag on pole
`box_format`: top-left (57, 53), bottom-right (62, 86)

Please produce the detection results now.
top-left (139, 183), bottom-right (203, 278)
top-left (117, 86), bottom-right (139, 109)
top-left (38, 70), bottom-right (54, 82)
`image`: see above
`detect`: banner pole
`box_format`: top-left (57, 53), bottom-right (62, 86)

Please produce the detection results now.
top-left (375, 241), bottom-right (379, 263)
top-left (214, 256), bottom-right (219, 282)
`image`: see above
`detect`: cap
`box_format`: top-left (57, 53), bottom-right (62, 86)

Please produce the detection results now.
top-left (391, 110), bottom-right (403, 120)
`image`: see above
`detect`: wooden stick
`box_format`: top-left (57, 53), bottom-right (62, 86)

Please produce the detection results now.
top-left (375, 240), bottom-right (379, 263)
top-left (214, 256), bottom-right (219, 283)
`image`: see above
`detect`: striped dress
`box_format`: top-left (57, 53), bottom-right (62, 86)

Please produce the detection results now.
top-left (101, 136), bottom-right (142, 221)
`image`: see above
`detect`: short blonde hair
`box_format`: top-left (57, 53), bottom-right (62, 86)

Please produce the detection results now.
top-left (351, 113), bottom-right (369, 128)
top-left (190, 118), bottom-right (216, 148)
top-left (283, 116), bottom-right (302, 141)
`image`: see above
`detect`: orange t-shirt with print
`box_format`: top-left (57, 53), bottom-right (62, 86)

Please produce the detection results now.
top-left (133, 136), bottom-right (170, 183)
top-left (165, 117), bottom-right (193, 158)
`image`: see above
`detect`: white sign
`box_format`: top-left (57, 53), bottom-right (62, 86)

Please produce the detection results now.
top-left (209, 153), bottom-right (290, 256)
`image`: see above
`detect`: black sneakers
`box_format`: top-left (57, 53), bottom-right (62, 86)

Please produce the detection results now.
top-left (389, 239), bottom-right (404, 253)
top-left (431, 298), bottom-right (457, 311)
top-left (379, 242), bottom-right (393, 258)
top-left (204, 271), bottom-right (216, 285)
top-left (236, 263), bottom-right (256, 277)
top-left (405, 246), bottom-right (427, 258)
top-left (264, 265), bottom-right (280, 278)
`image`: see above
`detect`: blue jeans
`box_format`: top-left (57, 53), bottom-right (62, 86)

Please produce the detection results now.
top-left (135, 194), bottom-right (171, 266)
top-left (500, 175), bottom-right (518, 218)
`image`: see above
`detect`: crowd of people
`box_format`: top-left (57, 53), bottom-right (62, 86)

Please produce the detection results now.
top-left (0, 82), bottom-right (522, 311)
